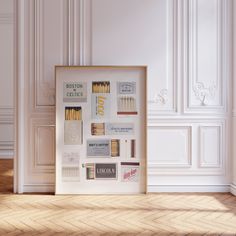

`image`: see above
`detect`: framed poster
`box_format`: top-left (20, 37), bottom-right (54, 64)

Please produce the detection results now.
top-left (55, 66), bottom-right (147, 194)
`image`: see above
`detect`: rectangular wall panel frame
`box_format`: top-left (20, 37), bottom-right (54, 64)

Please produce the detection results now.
top-left (198, 124), bottom-right (223, 168)
top-left (148, 125), bottom-right (192, 168)
top-left (183, 0), bottom-right (229, 114)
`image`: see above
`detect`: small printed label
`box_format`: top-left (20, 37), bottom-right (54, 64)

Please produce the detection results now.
top-left (87, 139), bottom-right (110, 157)
top-left (64, 120), bottom-right (83, 145)
top-left (62, 152), bottom-right (80, 165)
top-left (62, 167), bottom-right (80, 182)
top-left (121, 162), bottom-right (139, 182)
top-left (91, 94), bottom-right (110, 119)
top-left (63, 82), bottom-right (87, 102)
top-left (95, 163), bottom-right (117, 179)
top-left (118, 82), bottom-right (136, 94)
top-left (106, 123), bottom-right (134, 135)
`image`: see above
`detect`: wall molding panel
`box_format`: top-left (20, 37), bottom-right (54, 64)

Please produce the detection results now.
top-left (183, 0), bottom-right (228, 114)
top-left (68, 0), bottom-right (78, 65)
top-left (0, 108), bottom-right (14, 155)
top-left (148, 121), bottom-right (226, 177)
top-left (24, 117), bottom-right (55, 187)
top-left (231, 184), bottom-right (236, 196)
top-left (0, 13), bottom-right (13, 24)
top-left (0, 107), bottom-right (14, 123)
top-left (33, 0), bottom-right (69, 109)
top-left (0, 9), bottom-right (14, 157)
top-left (90, 0), bottom-right (178, 115)
top-left (199, 125), bottom-right (223, 168)
top-left (79, 0), bottom-right (92, 65)
top-left (28, 118), bottom-right (55, 175)
top-left (23, 184), bottom-right (55, 193)
top-left (148, 0), bottom-right (178, 115)
top-left (148, 125), bottom-right (192, 167)
top-left (0, 141), bottom-right (14, 150)
top-left (148, 168), bottom-right (225, 176)
top-left (33, 124), bottom-right (55, 171)
top-left (17, 0), bottom-right (68, 191)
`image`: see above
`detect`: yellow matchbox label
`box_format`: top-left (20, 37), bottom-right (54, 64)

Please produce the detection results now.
top-left (91, 94), bottom-right (110, 119)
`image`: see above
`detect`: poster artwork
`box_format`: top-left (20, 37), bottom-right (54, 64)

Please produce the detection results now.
top-left (121, 162), bottom-right (139, 182)
top-left (63, 82), bottom-right (87, 102)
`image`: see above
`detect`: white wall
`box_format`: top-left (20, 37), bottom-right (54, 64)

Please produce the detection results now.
top-left (0, 0), bottom-right (14, 158)
top-left (12, 0), bottom-right (233, 193)
top-left (232, 0), bottom-right (236, 196)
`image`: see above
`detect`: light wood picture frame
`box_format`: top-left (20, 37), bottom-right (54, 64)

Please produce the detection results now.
top-left (55, 66), bottom-right (147, 194)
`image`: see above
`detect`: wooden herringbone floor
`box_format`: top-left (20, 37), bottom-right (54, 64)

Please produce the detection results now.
top-left (0, 159), bottom-right (13, 193)
top-left (0, 193), bottom-right (236, 235)
top-left (0, 160), bottom-right (236, 235)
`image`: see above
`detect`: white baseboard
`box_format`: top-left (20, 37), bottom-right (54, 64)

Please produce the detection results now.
top-left (0, 150), bottom-right (14, 158)
top-left (230, 184), bottom-right (236, 196)
top-left (23, 184), bottom-right (55, 193)
top-left (148, 185), bottom-right (230, 193)
top-left (21, 184), bottom-right (233, 194)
